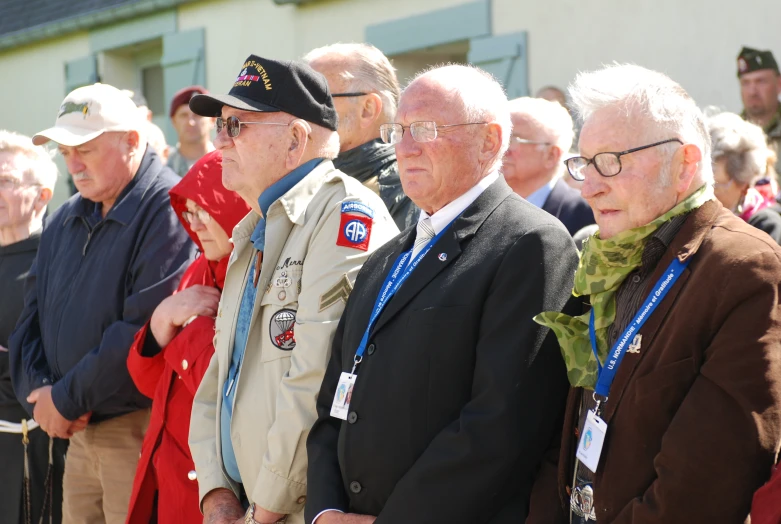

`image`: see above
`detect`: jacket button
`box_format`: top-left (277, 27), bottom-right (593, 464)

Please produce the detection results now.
top-left (297, 496), bottom-right (306, 504)
top-left (181, 360), bottom-right (189, 370)
top-left (632, 275), bottom-right (641, 283)
top-left (367, 344), bottom-right (376, 355)
top-left (349, 481), bottom-right (362, 494)
top-left (347, 411), bottom-right (358, 424)
top-left (188, 470), bottom-right (197, 481)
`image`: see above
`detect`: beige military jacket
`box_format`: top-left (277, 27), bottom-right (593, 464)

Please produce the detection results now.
top-left (189, 160), bottom-right (398, 521)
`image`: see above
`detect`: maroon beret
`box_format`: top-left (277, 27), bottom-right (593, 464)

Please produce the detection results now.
top-left (170, 85), bottom-right (209, 118)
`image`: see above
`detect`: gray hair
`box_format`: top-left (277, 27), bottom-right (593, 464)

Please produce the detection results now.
top-left (408, 64), bottom-right (512, 173)
top-left (569, 63), bottom-right (713, 184)
top-left (303, 43), bottom-right (400, 123)
top-left (0, 130), bottom-right (58, 189)
top-left (508, 96), bottom-right (574, 154)
top-left (311, 125), bottom-right (341, 161)
top-left (707, 111), bottom-right (771, 185)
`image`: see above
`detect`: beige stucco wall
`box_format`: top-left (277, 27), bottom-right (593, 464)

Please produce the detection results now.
top-left (0, 33), bottom-right (91, 209)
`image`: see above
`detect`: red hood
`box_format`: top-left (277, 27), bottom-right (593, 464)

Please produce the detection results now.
top-left (168, 150), bottom-right (250, 252)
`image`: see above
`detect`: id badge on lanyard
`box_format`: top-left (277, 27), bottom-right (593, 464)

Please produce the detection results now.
top-left (329, 219), bottom-right (455, 420)
top-left (576, 257), bottom-right (689, 472)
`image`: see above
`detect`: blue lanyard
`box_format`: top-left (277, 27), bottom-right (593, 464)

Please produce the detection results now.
top-left (588, 257), bottom-right (690, 399)
top-left (351, 220), bottom-right (455, 373)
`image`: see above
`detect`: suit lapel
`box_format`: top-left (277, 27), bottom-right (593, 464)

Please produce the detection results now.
top-left (601, 201), bottom-right (720, 422)
top-left (542, 179), bottom-right (565, 217)
top-left (370, 178), bottom-right (513, 335)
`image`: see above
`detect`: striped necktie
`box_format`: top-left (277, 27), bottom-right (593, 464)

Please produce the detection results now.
top-left (411, 217), bottom-right (436, 260)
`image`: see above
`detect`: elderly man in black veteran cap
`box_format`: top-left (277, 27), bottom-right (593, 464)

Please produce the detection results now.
top-left (738, 46), bottom-right (781, 174)
top-left (188, 55), bottom-right (398, 524)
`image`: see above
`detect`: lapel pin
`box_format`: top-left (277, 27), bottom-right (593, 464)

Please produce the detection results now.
top-left (438, 253), bottom-right (447, 262)
top-left (627, 334), bottom-right (642, 354)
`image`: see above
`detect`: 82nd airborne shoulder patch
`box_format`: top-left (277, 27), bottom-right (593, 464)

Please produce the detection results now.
top-left (336, 202), bottom-right (373, 251)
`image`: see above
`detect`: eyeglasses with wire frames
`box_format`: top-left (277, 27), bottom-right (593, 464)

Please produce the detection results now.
top-left (216, 116), bottom-right (289, 138)
top-left (511, 136), bottom-right (552, 147)
top-left (331, 92), bottom-right (369, 98)
top-left (379, 121), bottom-right (489, 145)
top-left (564, 138), bottom-right (683, 181)
top-left (0, 175), bottom-right (41, 191)
top-left (182, 207), bottom-right (212, 225)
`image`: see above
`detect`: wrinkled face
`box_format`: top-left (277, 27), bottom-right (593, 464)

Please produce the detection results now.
top-left (578, 107), bottom-right (681, 239)
top-left (172, 105), bottom-right (214, 145)
top-left (740, 69), bottom-right (781, 120)
top-left (394, 78), bottom-right (486, 214)
top-left (308, 57), bottom-right (360, 152)
top-left (712, 159), bottom-right (746, 212)
top-left (184, 198), bottom-right (232, 261)
top-left (214, 106), bottom-right (292, 209)
top-left (502, 113), bottom-right (551, 185)
top-left (0, 152), bottom-right (43, 231)
top-left (58, 132), bottom-right (135, 206)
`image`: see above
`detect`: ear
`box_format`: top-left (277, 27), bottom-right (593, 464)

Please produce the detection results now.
top-left (543, 144), bottom-right (563, 170)
top-left (124, 130), bottom-right (141, 153)
top-left (285, 120), bottom-right (310, 170)
top-left (479, 123), bottom-right (503, 164)
top-left (358, 94), bottom-right (383, 129)
top-left (674, 143), bottom-right (702, 194)
top-left (35, 187), bottom-right (53, 214)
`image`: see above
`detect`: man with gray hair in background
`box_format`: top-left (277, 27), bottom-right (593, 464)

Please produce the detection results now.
top-left (530, 64), bottom-right (781, 523)
top-left (502, 97), bottom-right (593, 235)
top-left (306, 64), bottom-right (577, 524)
top-left (0, 131), bottom-right (65, 524)
top-left (9, 83), bottom-right (195, 523)
top-left (304, 43), bottom-right (419, 230)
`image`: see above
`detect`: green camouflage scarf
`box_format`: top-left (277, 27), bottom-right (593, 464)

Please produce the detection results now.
top-left (534, 184), bottom-right (714, 389)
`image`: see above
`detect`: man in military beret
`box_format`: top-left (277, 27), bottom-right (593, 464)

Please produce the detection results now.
top-left (187, 55), bottom-right (398, 524)
top-left (738, 46), bottom-right (781, 174)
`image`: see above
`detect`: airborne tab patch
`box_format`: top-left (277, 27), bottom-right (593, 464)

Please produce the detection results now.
top-left (341, 201), bottom-right (374, 218)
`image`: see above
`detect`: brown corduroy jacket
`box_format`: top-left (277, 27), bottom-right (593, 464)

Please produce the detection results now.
top-left (527, 199), bottom-right (781, 523)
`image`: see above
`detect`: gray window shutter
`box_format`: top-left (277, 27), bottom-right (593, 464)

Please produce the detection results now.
top-left (468, 32), bottom-right (529, 99)
top-left (65, 55), bottom-right (98, 93)
top-left (161, 28), bottom-right (206, 141)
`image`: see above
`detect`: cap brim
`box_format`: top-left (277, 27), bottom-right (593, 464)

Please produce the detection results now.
top-left (189, 93), bottom-right (280, 117)
top-left (32, 126), bottom-right (104, 147)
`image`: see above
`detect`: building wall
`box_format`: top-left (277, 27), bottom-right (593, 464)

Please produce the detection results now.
top-left (0, 33), bottom-right (91, 209)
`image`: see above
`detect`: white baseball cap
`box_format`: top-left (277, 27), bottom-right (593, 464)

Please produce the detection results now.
top-left (33, 83), bottom-right (142, 147)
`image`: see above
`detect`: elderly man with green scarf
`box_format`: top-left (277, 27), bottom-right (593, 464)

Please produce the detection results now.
top-left (526, 64), bottom-right (781, 524)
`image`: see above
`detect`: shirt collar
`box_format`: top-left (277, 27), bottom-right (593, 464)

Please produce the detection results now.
top-left (65, 146), bottom-right (160, 226)
top-left (250, 158), bottom-right (323, 250)
top-left (525, 176), bottom-right (559, 209)
top-left (418, 171), bottom-right (499, 235)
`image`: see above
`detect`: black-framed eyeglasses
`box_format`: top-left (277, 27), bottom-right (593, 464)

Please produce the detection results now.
top-left (216, 116), bottom-right (289, 138)
top-left (182, 208), bottom-right (212, 225)
top-left (331, 92), bottom-right (369, 98)
top-left (564, 138), bottom-right (683, 181)
top-left (379, 121), bottom-right (489, 145)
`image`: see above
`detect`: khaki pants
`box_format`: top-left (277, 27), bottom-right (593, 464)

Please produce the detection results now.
top-left (62, 409), bottom-right (150, 524)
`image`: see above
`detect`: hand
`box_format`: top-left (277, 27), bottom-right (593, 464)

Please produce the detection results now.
top-left (27, 386), bottom-right (72, 439)
top-left (67, 412), bottom-right (92, 435)
top-left (0, 344), bottom-right (7, 352)
top-left (250, 505), bottom-right (286, 523)
top-left (150, 285), bottom-right (221, 347)
top-left (203, 488), bottom-right (244, 524)
top-left (317, 512), bottom-right (376, 524)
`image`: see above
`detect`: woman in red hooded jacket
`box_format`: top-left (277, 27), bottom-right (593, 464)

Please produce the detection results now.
top-left (125, 150), bottom-right (250, 524)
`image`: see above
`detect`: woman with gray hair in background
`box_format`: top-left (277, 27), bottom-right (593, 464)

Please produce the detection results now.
top-left (708, 111), bottom-right (781, 243)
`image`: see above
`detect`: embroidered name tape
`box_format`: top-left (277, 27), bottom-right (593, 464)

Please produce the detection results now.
top-left (341, 201), bottom-right (374, 218)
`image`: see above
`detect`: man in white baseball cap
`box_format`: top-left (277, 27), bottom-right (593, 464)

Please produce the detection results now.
top-left (10, 82), bottom-right (195, 523)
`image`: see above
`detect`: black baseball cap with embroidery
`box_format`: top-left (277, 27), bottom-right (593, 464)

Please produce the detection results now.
top-left (737, 47), bottom-right (780, 77)
top-left (189, 54), bottom-right (338, 131)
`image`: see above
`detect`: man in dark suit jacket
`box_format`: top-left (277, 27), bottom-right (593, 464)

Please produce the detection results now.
top-left (306, 65), bottom-right (579, 524)
top-left (503, 97), bottom-right (594, 236)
